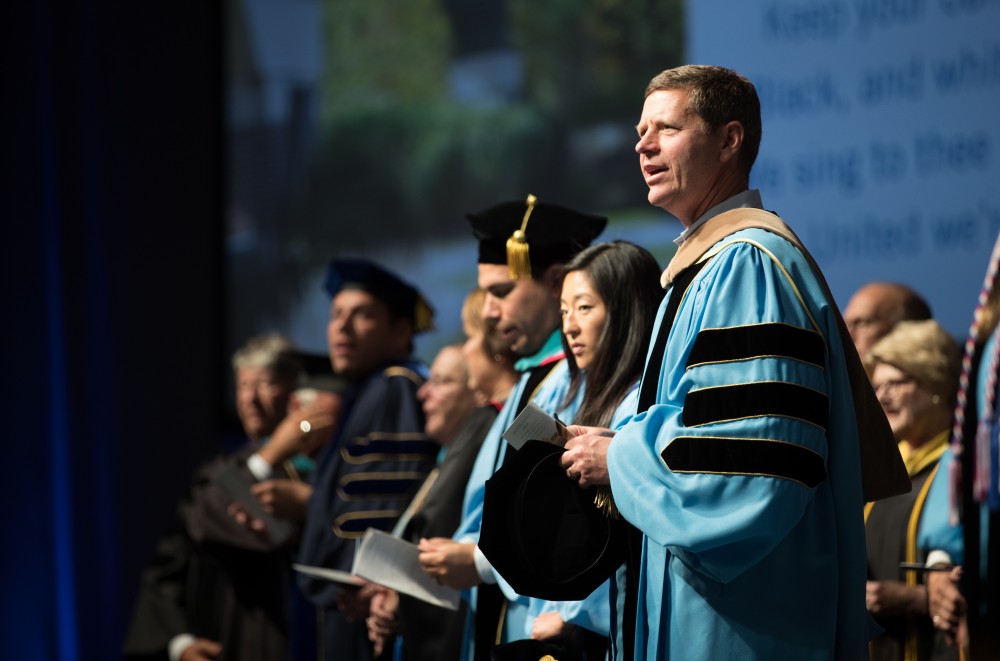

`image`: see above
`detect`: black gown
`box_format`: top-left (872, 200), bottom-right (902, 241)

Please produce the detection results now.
top-left (866, 454), bottom-right (958, 661)
top-left (397, 404), bottom-right (500, 661)
top-left (123, 445), bottom-right (308, 661)
top-left (296, 361), bottom-right (438, 661)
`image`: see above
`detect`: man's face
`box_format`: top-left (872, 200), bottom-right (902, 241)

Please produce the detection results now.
top-left (327, 289), bottom-right (410, 379)
top-left (635, 89), bottom-right (726, 224)
top-left (235, 366), bottom-right (293, 440)
top-left (844, 286), bottom-right (897, 359)
top-left (417, 346), bottom-right (476, 445)
top-left (477, 263), bottom-right (562, 356)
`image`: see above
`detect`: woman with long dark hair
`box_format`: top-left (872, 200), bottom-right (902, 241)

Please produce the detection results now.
top-left (561, 240), bottom-right (664, 428)
top-left (528, 240), bottom-right (662, 653)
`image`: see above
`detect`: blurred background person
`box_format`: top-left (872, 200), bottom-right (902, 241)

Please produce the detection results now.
top-left (123, 334), bottom-right (340, 661)
top-left (844, 282), bottom-right (932, 360)
top-left (367, 289), bottom-right (518, 660)
top-left (863, 320), bottom-right (963, 661)
top-left (296, 258), bottom-right (439, 661)
top-left (242, 352), bottom-right (347, 525)
top-left (461, 288), bottom-right (520, 410)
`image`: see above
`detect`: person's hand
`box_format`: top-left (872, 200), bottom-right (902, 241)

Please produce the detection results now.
top-left (561, 425), bottom-right (615, 488)
top-left (367, 588), bottom-right (400, 656)
top-left (336, 581), bottom-right (380, 623)
top-left (417, 537), bottom-right (481, 590)
top-left (250, 479), bottom-right (312, 520)
top-left (927, 566), bottom-right (967, 646)
top-left (530, 611), bottom-right (568, 641)
top-left (258, 396), bottom-right (341, 466)
top-left (225, 502), bottom-right (271, 544)
top-left (179, 638), bottom-right (223, 661)
top-left (865, 579), bottom-right (926, 617)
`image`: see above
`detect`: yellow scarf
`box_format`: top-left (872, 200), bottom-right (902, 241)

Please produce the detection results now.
top-left (898, 429), bottom-right (949, 478)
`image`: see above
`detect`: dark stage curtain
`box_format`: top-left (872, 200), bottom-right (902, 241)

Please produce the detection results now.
top-left (4, 2), bottom-right (225, 659)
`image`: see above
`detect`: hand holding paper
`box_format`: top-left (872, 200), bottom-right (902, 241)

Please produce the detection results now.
top-left (417, 537), bottom-right (481, 590)
top-left (213, 463), bottom-right (296, 546)
top-left (561, 425), bottom-right (614, 488)
top-left (501, 402), bottom-right (571, 450)
top-left (352, 529), bottom-right (460, 610)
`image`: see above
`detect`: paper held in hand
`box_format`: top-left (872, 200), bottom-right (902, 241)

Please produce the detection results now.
top-left (291, 563), bottom-right (364, 586)
top-left (501, 401), bottom-right (570, 450)
top-left (351, 529), bottom-right (460, 610)
top-left (213, 463), bottom-right (296, 547)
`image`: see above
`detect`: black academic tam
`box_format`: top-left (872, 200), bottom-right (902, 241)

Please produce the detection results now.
top-left (479, 440), bottom-right (626, 602)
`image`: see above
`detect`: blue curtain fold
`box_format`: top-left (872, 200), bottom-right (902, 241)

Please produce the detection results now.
top-left (4, 2), bottom-right (224, 659)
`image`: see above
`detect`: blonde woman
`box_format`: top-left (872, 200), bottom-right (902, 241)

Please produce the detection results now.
top-left (864, 320), bottom-right (964, 661)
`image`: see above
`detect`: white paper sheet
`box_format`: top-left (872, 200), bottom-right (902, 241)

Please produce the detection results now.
top-left (351, 529), bottom-right (460, 610)
top-left (291, 563), bottom-right (364, 586)
top-left (501, 401), bottom-right (569, 450)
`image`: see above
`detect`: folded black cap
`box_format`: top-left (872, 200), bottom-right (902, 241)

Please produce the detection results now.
top-left (467, 195), bottom-right (607, 279)
top-left (324, 257), bottom-right (435, 333)
top-left (479, 440), bottom-right (626, 602)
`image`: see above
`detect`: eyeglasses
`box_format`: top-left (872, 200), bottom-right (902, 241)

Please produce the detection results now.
top-left (846, 316), bottom-right (883, 332)
top-left (872, 377), bottom-right (916, 396)
top-left (426, 376), bottom-right (463, 388)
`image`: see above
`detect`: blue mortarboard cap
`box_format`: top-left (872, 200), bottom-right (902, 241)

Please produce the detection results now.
top-left (323, 258), bottom-right (435, 333)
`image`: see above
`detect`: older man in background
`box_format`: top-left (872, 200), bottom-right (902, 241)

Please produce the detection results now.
top-left (843, 281), bottom-right (932, 359)
top-left (124, 334), bottom-right (340, 661)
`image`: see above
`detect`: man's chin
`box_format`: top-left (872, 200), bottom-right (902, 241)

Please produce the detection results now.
top-left (241, 422), bottom-right (265, 440)
top-left (508, 336), bottom-right (529, 355)
top-left (331, 357), bottom-right (367, 381)
top-left (511, 335), bottom-right (547, 357)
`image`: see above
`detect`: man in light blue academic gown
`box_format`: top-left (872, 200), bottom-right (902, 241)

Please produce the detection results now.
top-left (416, 196), bottom-right (611, 660)
top-left (563, 65), bottom-right (910, 660)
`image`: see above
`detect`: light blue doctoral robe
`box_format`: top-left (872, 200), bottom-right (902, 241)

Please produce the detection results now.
top-left (454, 331), bottom-right (610, 658)
top-left (607, 221), bottom-right (872, 660)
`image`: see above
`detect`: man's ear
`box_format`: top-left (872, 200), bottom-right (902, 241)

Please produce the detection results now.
top-left (719, 120), bottom-right (745, 164)
top-left (390, 317), bottom-right (415, 354)
top-left (541, 263), bottom-right (566, 293)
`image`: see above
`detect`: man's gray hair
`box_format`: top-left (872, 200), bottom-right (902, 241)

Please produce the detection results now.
top-left (231, 333), bottom-right (299, 380)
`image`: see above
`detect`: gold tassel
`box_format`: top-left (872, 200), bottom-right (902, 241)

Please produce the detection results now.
top-left (506, 193), bottom-right (537, 280)
top-left (414, 296), bottom-right (434, 333)
top-left (594, 486), bottom-right (619, 519)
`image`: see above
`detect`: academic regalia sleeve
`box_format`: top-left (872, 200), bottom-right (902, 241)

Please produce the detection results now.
top-left (610, 385), bottom-right (639, 430)
top-left (297, 366), bottom-right (437, 607)
top-left (608, 239), bottom-right (831, 586)
top-left (122, 490), bottom-right (197, 659)
top-left (184, 452), bottom-right (300, 552)
top-left (554, 581), bottom-right (612, 636)
top-left (405, 405), bottom-right (497, 542)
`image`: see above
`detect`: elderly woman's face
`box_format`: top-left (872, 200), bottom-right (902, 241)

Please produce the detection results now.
top-left (871, 362), bottom-right (937, 441)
